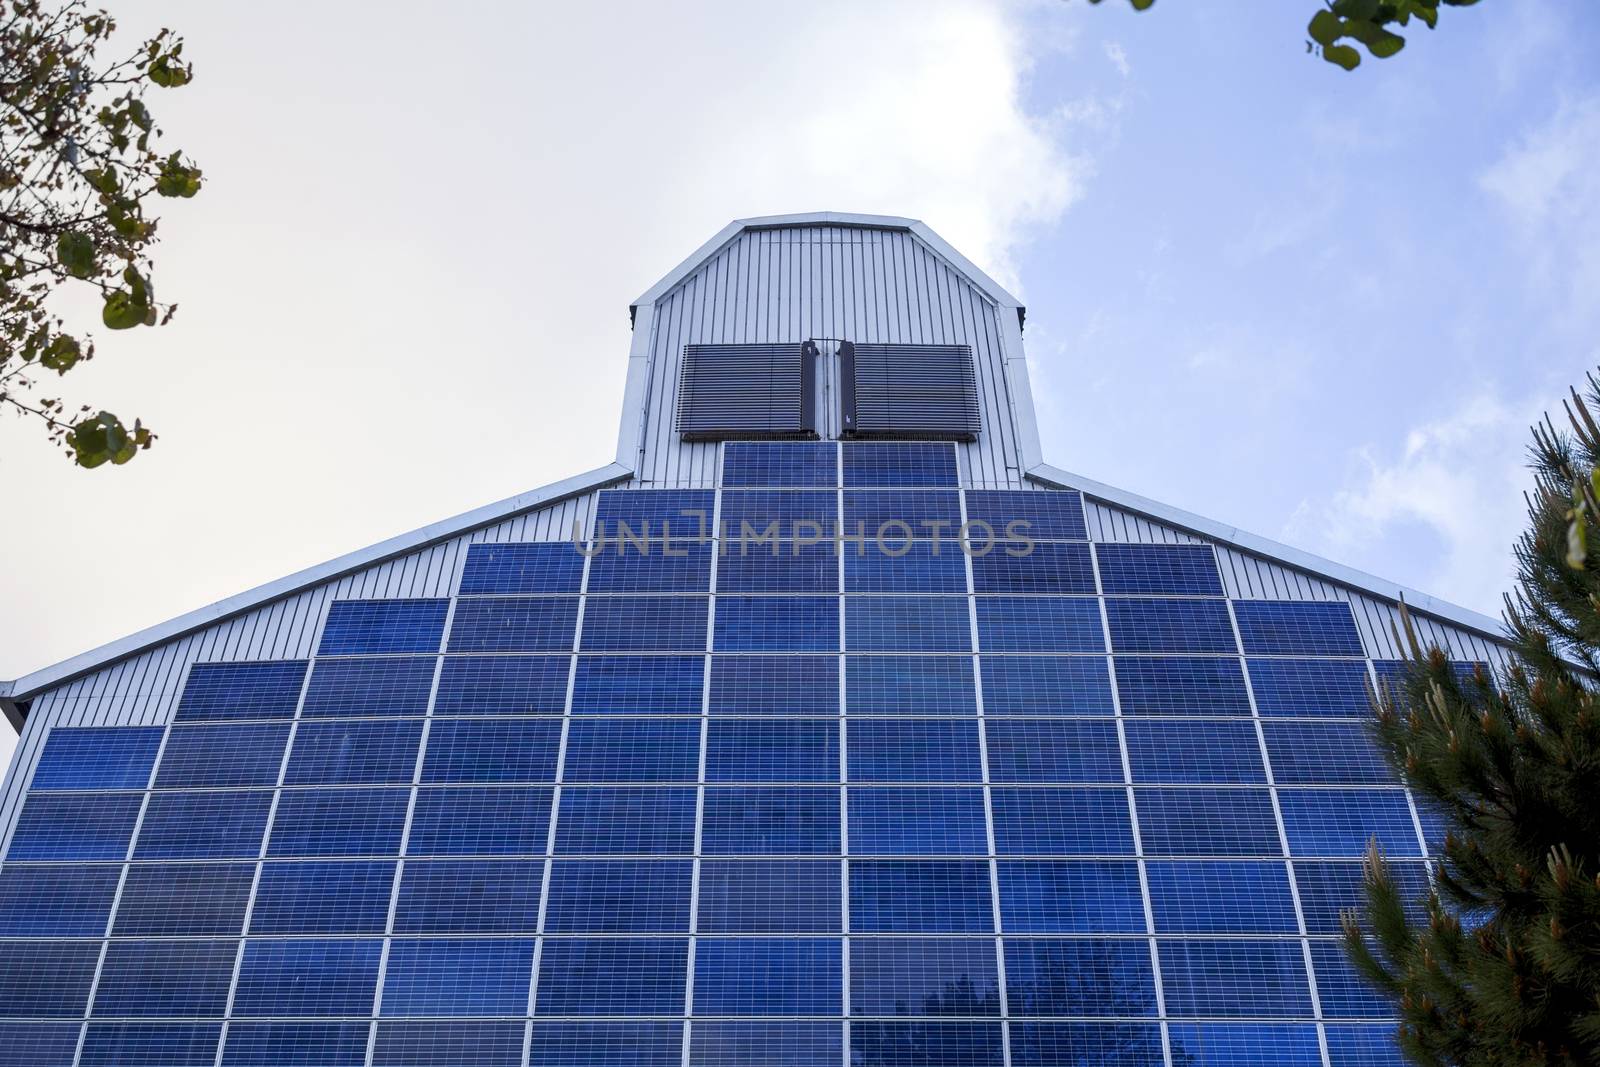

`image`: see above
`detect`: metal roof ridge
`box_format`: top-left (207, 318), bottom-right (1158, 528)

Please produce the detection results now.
top-left (0, 461), bottom-right (633, 719)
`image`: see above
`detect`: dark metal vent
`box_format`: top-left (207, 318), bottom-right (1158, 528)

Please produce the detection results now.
top-left (675, 343), bottom-right (817, 441)
top-left (839, 342), bottom-right (981, 441)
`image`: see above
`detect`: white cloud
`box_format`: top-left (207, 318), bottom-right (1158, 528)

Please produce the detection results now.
top-left (1284, 393), bottom-right (1542, 615)
top-left (1479, 95), bottom-right (1600, 332)
top-left (1103, 40), bottom-right (1130, 77)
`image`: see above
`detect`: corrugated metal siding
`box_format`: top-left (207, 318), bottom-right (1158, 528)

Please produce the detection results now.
top-left (632, 226), bottom-right (1027, 488)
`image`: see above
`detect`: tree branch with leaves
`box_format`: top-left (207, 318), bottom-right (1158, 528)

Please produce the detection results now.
top-left (1083, 0), bottom-right (1486, 71)
top-left (1, 0), bottom-right (200, 468)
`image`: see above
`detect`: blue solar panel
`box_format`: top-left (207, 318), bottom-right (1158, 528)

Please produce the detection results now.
top-left (422, 719), bottom-right (560, 783)
top-left (406, 786), bottom-right (552, 856)
top-left (536, 939), bottom-right (686, 1015)
top-left (319, 599), bottom-right (450, 655)
top-left (8, 793), bottom-right (143, 860)
top-left (1146, 861), bottom-right (1299, 934)
top-left (0, 941), bottom-right (98, 1016)
top-left (556, 787), bottom-right (697, 855)
top-left (843, 489), bottom-right (962, 534)
top-left (848, 719), bottom-right (982, 782)
top-left (714, 595), bottom-right (837, 651)
top-left (976, 597), bottom-right (1104, 652)
top-left (701, 787), bottom-right (840, 854)
top-left (1105, 598), bottom-right (1237, 653)
top-left (1312, 941), bottom-right (1393, 1018)
top-left (846, 539), bottom-right (968, 592)
top-left (1136, 788), bottom-right (1280, 857)
top-left (584, 596), bottom-right (708, 651)
top-left (533, 1022), bottom-right (683, 1067)
top-left (545, 860), bottom-right (693, 933)
top-left (1158, 939), bottom-right (1314, 1017)
top-left (377, 1021), bottom-right (526, 1067)
top-left (1279, 789), bottom-right (1420, 857)
top-left (719, 488), bottom-right (838, 529)
top-left (393, 860), bottom-right (543, 933)
top-left (136, 791), bottom-right (272, 859)
top-left (449, 596), bottom-right (578, 652)
top-left (0, 865), bottom-right (120, 936)
top-left (711, 655), bottom-right (840, 715)
top-left (1265, 721), bottom-right (1396, 784)
top-left (965, 489), bottom-right (1086, 541)
top-left (698, 860), bottom-right (841, 932)
top-left (223, 1022), bottom-right (371, 1067)
top-left (1248, 658), bottom-right (1373, 717)
top-left (1096, 543), bottom-right (1224, 596)
top-left (847, 595), bottom-right (972, 652)
top-left (116, 863), bottom-right (253, 936)
top-left (847, 655), bottom-right (976, 715)
top-left (851, 1021), bottom-right (1003, 1066)
top-left (1005, 939), bottom-right (1157, 1017)
top-left (849, 860), bottom-right (993, 932)
top-left (1295, 860), bottom-right (1430, 935)
top-left (1168, 1023), bottom-right (1324, 1067)
top-left (1125, 720), bottom-right (1267, 783)
top-left (987, 720), bottom-right (1123, 782)
top-left (1114, 655), bottom-right (1250, 716)
top-left (689, 1021), bottom-right (839, 1067)
top-left (849, 787), bottom-right (988, 855)
top-left (992, 788), bottom-right (1135, 855)
top-left (708, 720), bottom-right (839, 782)
top-left (843, 442), bottom-right (958, 487)
top-left (1323, 1024), bottom-right (1409, 1066)
top-left (562, 719), bottom-right (700, 782)
top-left (1233, 600), bottom-right (1365, 657)
top-left (31, 727), bottom-right (163, 790)
top-left (587, 541), bottom-right (713, 592)
top-left (434, 655), bottom-right (568, 715)
top-left (593, 490), bottom-right (714, 540)
top-left (695, 938), bottom-right (842, 1014)
top-left (175, 660), bottom-right (307, 721)
top-left (382, 938), bottom-right (534, 1016)
top-left (852, 937), bottom-right (1000, 1016)
top-left (971, 541), bottom-right (1096, 593)
top-left (572, 654), bottom-right (703, 714)
top-left (460, 541), bottom-right (585, 594)
top-left (234, 939), bottom-right (382, 1017)
top-left (285, 719), bottom-right (422, 785)
top-left (996, 861), bottom-right (1147, 933)
top-left (1010, 1022), bottom-right (1165, 1067)
top-left (250, 861), bottom-right (395, 934)
top-left (981, 655), bottom-right (1113, 716)
top-left (722, 442), bottom-right (837, 487)
top-left (94, 939), bottom-right (238, 1016)
top-left (716, 540), bottom-right (838, 593)
top-left (80, 1024), bottom-right (222, 1067)
top-left (303, 656), bottom-right (437, 717)
top-left (0, 1023), bottom-right (80, 1067)
top-left (156, 722), bottom-right (289, 787)
top-left (267, 788), bottom-right (408, 857)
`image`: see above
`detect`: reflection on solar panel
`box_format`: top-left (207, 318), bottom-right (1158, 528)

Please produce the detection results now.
top-left (0, 439), bottom-right (1448, 1066)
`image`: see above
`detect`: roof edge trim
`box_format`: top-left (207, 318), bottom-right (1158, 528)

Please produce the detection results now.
top-left (0, 461), bottom-right (634, 714)
top-left (1026, 461), bottom-right (1507, 642)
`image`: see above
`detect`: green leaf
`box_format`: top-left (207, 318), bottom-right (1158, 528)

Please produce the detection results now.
top-left (102, 266), bottom-right (152, 330)
top-left (155, 153), bottom-right (202, 198)
top-left (1308, 10), bottom-right (1344, 47)
top-left (149, 54), bottom-right (192, 87)
top-left (1323, 42), bottom-right (1362, 69)
top-left (83, 167), bottom-right (120, 195)
top-left (1366, 29), bottom-right (1406, 58)
top-left (106, 197), bottom-right (149, 239)
top-left (39, 335), bottom-right (81, 372)
top-left (64, 411), bottom-right (149, 468)
top-left (55, 232), bottom-right (96, 278)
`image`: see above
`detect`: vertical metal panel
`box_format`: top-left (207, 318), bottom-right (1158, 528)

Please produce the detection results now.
top-left (635, 225), bottom-right (1026, 488)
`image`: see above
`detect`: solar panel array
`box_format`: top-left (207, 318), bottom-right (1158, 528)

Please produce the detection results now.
top-left (0, 441), bottom-right (1477, 1067)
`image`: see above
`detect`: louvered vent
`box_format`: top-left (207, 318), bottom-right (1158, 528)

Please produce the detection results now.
top-left (675, 343), bottom-right (818, 441)
top-left (840, 342), bottom-right (981, 441)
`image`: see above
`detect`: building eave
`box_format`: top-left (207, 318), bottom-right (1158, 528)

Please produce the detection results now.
top-left (0, 461), bottom-right (634, 722)
top-left (1026, 461), bottom-right (1507, 643)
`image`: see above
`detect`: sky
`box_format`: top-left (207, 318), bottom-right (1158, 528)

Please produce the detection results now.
top-left (3, 0), bottom-right (1598, 773)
